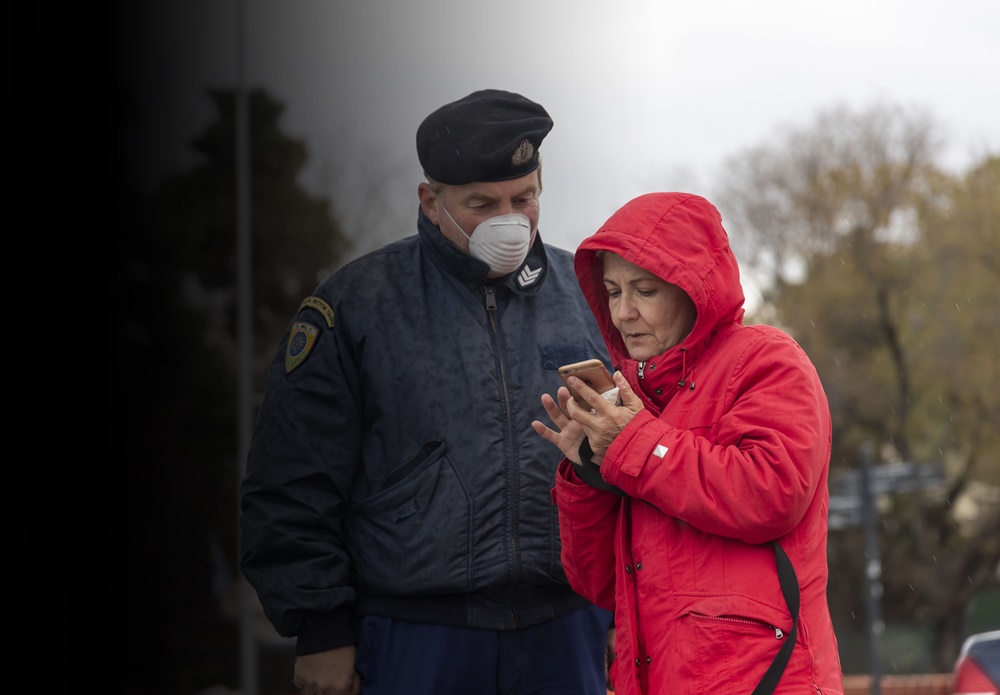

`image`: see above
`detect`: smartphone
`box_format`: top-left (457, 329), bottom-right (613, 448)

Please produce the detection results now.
top-left (558, 359), bottom-right (615, 407)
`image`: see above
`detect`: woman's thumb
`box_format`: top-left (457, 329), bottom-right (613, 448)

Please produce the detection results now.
top-left (614, 371), bottom-right (644, 412)
top-left (613, 371), bottom-right (634, 399)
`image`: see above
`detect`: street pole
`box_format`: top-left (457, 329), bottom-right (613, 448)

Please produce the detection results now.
top-left (235, 0), bottom-right (258, 693)
top-left (860, 441), bottom-right (883, 695)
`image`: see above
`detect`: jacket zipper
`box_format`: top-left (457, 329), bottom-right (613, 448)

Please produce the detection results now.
top-left (690, 612), bottom-right (785, 639)
top-left (484, 285), bottom-right (520, 627)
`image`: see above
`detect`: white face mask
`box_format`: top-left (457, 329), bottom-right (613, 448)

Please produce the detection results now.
top-left (441, 204), bottom-right (532, 276)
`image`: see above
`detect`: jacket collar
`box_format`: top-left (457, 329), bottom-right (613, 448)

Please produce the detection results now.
top-left (417, 208), bottom-right (549, 296)
top-left (619, 338), bottom-right (705, 414)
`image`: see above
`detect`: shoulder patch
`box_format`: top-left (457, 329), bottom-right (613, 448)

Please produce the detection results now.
top-left (285, 321), bottom-right (320, 373)
top-left (298, 296), bottom-right (335, 328)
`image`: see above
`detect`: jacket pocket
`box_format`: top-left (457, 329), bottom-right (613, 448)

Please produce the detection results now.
top-left (538, 343), bottom-right (591, 372)
top-left (348, 441), bottom-right (473, 595)
top-left (674, 611), bottom-right (812, 693)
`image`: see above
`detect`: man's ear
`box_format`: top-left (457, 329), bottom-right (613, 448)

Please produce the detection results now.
top-left (418, 182), bottom-right (440, 226)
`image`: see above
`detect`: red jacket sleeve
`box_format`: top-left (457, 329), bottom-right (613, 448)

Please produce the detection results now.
top-left (553, 458), bottom-right (620, 611)
top-left (600, 334), bottom-right (831, 545)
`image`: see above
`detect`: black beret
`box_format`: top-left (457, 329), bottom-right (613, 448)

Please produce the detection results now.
top-left (417, 89), bottom-right (553, 185)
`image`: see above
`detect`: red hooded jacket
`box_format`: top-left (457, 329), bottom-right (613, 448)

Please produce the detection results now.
top-left (554, 193), bottom-right (844, 694)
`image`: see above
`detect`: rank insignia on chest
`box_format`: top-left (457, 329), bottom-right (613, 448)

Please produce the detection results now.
top-left (285, 321), bottom-right (320, 373)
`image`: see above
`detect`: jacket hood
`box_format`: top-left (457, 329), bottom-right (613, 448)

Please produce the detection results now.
top-left (574, 192), bottom-right (745, 371)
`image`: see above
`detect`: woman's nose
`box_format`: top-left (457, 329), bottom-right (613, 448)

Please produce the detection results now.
top-left (616, 297), bottom-right (637, 320)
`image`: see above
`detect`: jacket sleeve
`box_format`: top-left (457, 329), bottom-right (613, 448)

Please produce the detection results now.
top-left (239, 307), bottom-right (361, 654)
top-left (553, 458), bottom-right (620, 611)
top-left (600, 332), bottom-right (831, 545)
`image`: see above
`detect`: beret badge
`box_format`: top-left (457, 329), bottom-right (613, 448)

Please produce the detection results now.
top-left (511, 139), bottom-right (534, 167)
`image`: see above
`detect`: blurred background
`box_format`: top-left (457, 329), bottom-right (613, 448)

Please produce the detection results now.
top-left (107, 1), bottom-right (999, 693)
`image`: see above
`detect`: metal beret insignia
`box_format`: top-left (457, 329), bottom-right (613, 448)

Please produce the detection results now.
top-left (285, 321), bottom-right (320, 373)
top-left (511, 139), bottom-right (534, 167)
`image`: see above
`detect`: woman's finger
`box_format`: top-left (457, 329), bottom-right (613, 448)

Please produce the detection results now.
top-left (541, 392), bottom-right (569, 426)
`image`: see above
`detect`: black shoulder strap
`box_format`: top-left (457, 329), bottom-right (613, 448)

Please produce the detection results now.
top-left (750, 542), bottom-right (800, 695)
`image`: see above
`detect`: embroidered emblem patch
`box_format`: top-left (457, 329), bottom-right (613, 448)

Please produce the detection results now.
top-left (511, 139), bottom-right (533, 167)
top-left (298, 296), bottom-right (335, 328)
top-left (285, 321), bottom-right (320, 373)
top-left (517, 264), bottom-right (541, 287)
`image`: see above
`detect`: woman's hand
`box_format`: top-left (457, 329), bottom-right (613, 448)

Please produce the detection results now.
top-left (531, 385), bottom-right (587, 464)
top-left (565, 371), bottom-right (644, 461)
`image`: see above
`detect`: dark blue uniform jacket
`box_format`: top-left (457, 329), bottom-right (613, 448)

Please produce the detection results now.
top-left (240, 209), bottom-right (610, 655)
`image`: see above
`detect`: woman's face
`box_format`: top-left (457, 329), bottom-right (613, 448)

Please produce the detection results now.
top-left (602, 253), bottom-right (697, 361)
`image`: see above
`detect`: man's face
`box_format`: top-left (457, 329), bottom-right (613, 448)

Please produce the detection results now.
top-left (418, 171), bottom-right (541, 255)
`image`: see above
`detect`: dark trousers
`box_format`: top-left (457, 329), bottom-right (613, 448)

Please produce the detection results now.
top-left (354, 605), bottom-right (613, 694)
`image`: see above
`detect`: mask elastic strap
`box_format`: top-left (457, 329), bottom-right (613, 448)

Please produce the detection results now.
top-left (439, 202), bottom-right (471, 239)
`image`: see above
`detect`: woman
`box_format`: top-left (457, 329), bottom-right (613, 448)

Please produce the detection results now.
top-left (533, 192), bottom-right (844, 694)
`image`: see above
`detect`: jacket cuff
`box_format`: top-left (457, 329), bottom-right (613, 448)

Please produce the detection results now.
top-left (295, 607), bottom-right (355, 655)
top-left (575, 438), bottom-right (626, 495)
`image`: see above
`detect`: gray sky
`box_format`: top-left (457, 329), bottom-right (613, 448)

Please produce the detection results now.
top-left (118, 0), bottom-right (1000, 267)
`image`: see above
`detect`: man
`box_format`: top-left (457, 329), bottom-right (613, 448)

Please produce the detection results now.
top-left (240, 89), bottom-right (614, 695)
